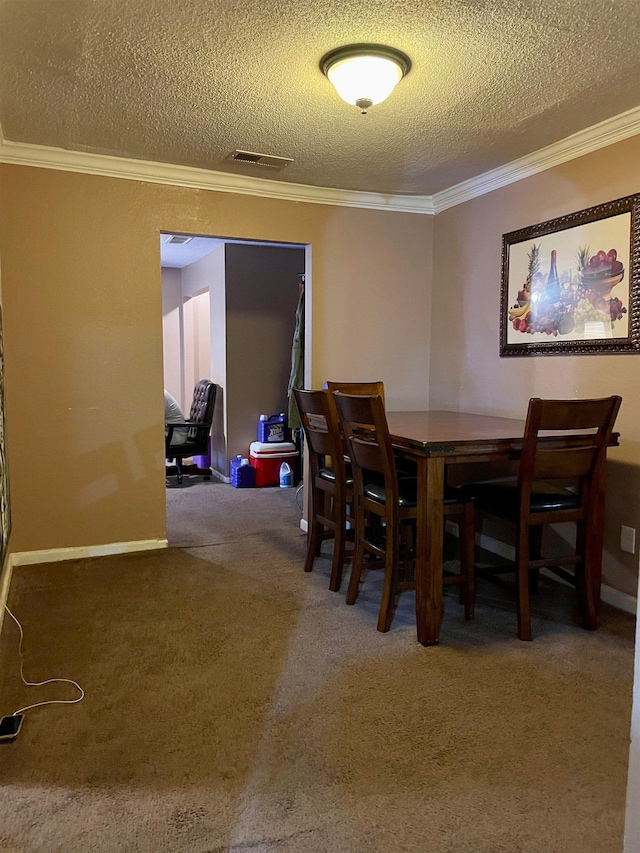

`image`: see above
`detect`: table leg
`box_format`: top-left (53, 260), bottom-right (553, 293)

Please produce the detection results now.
top-left (586, 461), bottom-right (607, 623)
top-left (414, 455), bottom-right (445, 646)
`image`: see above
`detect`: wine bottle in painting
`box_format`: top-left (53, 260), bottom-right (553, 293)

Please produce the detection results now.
top-left (546, 249), bottom-right (561, 303)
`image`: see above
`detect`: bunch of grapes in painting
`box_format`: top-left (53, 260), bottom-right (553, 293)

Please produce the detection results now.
top-left (609, 296), bottom-right (626, 323)
top-left (573, 247), bottom-right (626, 334)
top-left (509, 244), bottom-right (627, 338)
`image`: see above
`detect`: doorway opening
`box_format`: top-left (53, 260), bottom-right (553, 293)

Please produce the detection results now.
top-left (160, 233), bottom-right (310, 544)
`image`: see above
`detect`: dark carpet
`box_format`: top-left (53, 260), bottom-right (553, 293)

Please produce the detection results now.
top-left (0, 481), bottom-right (634, 852)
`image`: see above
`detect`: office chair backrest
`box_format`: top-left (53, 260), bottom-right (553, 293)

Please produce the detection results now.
top-left (188, 380), bottom-right (217, 437)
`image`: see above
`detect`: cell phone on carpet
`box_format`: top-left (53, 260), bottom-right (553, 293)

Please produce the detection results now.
top-left (0, 714), bottom-right (24, 742)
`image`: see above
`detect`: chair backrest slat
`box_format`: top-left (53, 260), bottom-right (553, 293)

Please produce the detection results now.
top-left (532, 445), bottom-right (597, 480)
top-left (535, 397), bottom-right (620, 432)
top-left (332, 392), bottom-right (398, 498)
top-left (324, 381), bottom-right (385, 406)
top-left (325, 381), bottom-right (386, 459)
top-left (519, 396), bottom-right (621, 500)
top-left (294, 388), bottom-right (345, 483)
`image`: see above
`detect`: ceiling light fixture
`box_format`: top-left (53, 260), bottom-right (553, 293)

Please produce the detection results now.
top-left (320, 43), bottom-right (411, 114)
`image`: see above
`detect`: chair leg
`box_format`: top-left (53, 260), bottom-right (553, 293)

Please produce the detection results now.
top-left (460, 504), bottom-right (475, 620)
top-left (346, 502), bottom-right (367, 606)
top-left (377, 518), bottom-right (398, 633)
top-left (576, 520), bottom-right (597, 631)
top-left (176, 458), bottom-right (183, 485)
top-left (328, 497), bottom-right (347, 592)
top-left (304, 486), bottom-right (322, 573)
top-left (515, 525), bottom-right (532, 641)
top-left (528, 526), bottom-right (543, 594)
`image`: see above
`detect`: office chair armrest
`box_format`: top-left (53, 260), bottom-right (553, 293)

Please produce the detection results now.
top-left (182, 420), bottom-right (212, 433)
top-left (166, 420), bottom-right (211, 439)
top-left (165, 422), bottom-right (190, 444)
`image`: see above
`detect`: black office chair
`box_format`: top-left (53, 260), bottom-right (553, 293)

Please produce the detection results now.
top-left (166, 380), bottom-right (217, 484)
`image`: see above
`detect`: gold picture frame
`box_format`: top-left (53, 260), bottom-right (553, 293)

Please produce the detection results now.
top-left (500, 193), bottom-right (640, 356)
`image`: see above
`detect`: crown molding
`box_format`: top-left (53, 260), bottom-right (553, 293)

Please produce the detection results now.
top-left (0, 140), bottom-right (435, 215)
top-left (1, 104), bottom-right (639, 216)
top-left (432, 104), bottom-right (640, 213)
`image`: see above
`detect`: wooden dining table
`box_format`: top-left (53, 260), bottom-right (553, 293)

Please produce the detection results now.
top-left (385, 410), bottom-right (619, 646)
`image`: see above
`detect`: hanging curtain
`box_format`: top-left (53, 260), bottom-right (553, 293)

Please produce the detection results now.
top-left (287, 277), bottom-right (305, 431)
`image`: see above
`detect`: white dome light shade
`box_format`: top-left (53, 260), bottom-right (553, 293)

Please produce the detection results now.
top-left (320, 44), bottom-right (411, 114)
top-left (327, 55), bottom-right (402, 107)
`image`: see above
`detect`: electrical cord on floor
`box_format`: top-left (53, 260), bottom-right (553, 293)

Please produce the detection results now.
top-left (295, 480), bottom-right (304, 510)
top-left (4, 605), bottom-right (85, 716)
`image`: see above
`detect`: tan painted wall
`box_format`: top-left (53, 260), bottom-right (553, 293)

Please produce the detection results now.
top-left (181, 257), bottom-right (215, 411)
top-left (182, 291), bottom-right (211, 406)
top-left (163, 262), bottom-right (214, 412)
top-left (207, 245), bottom-right (227, 475)
top-left (161, 267), bottom-right (183, 405)
top-left (0, 165), bottom-right (432, 552)
top-left (225, 243), bottom-right (304, 465)
top-left (430, 135), bottom-right (640, 597)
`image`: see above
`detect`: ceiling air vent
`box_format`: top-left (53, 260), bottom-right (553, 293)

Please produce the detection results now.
top-left (165, 235), bottom-right (194, 245)
top-left (228, 150), bottom-right (293, 170)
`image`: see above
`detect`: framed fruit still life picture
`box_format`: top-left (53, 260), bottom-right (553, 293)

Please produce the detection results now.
top-left (500, 193), bottom-right (640, 356)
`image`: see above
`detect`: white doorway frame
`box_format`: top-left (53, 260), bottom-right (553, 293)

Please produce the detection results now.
top-left (160, 231), bottom-right (312, 488)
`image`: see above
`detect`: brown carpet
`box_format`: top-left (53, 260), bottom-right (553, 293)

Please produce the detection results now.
top-left (0, 482), bottom-right (635, 853)
top-left (165, 477), bottom-right (304, 547)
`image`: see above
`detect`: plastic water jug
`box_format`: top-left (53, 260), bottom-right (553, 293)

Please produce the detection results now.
top-left (258, 413), bottom-right (287, 443)
top-left (229, 455), bottom-right (255, 488)
top-left (279, 461), bottom-right (293, 488)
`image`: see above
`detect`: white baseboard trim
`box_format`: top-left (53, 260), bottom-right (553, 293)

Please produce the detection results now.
top-left (0, 555), bottom-right (14, 636)
top-left (9, 538), bottom-right (169, 567)
top-left (599, 585), bottom-right (638, 616)
top-left (476, 531), bottom-right (515, 562)
top-left (477, 532), bottom-right (637, 616)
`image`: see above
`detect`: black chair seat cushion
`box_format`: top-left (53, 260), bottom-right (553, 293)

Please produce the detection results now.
top-left (460, 478), bottom-right (580, 518)
top-left (319, 467), bottom-right (354, 487)
top-left (364, 480), bottom-right (472, 508)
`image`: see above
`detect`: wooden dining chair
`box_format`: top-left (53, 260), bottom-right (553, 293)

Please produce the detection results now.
top-left (294, 388), bottom-right (353, 592)
top-left (325, 379), bottom-right (415, 477)
top-left (461, 396), bottom-right (621, 641)
top-left (333, 392), bottom-right (475, 633)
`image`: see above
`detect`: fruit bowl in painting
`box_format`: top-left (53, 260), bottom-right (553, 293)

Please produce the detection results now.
top-left (581, 266), bottom-right (624, 297)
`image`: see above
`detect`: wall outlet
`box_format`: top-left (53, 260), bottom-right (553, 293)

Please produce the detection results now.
top-left (620, 525), bottom-right (636, 554)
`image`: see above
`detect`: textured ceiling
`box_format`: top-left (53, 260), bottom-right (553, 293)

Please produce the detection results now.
top-left (1, 0), bottom-right (640, 196)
